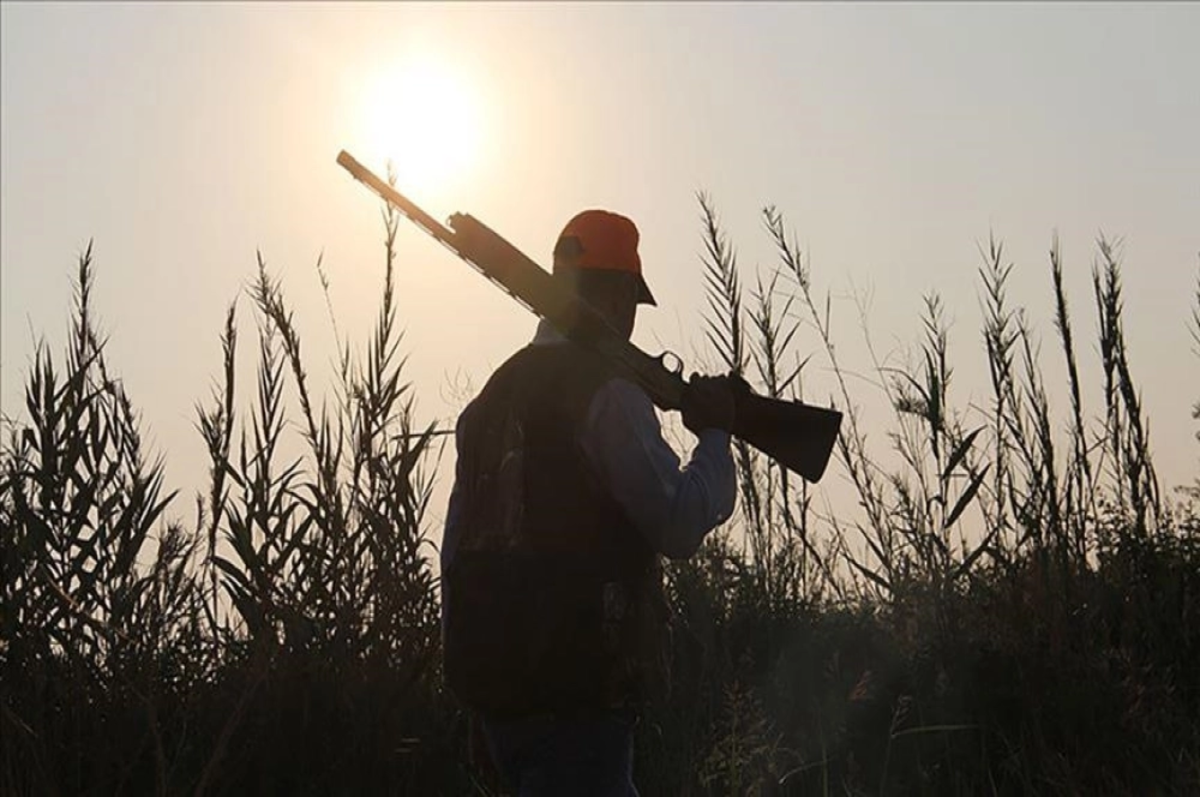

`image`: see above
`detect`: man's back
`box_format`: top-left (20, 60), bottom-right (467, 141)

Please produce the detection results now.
top-left (443, 342), bottom-right (665, 718)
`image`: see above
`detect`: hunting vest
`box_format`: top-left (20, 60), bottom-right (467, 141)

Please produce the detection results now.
top-left (442, 343), bottom-right (668, 718)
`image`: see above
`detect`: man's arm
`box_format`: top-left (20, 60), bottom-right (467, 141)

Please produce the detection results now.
top-left (581, 378), bottom-right (736, 559)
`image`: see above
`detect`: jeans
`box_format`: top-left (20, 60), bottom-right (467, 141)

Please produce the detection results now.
top-left (481, 709), bottom-right (640, 796)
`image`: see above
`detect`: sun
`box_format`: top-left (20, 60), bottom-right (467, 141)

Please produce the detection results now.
top-left (356, 56), bottom-right (483, 200)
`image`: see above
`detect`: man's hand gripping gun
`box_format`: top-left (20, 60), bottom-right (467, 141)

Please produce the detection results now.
top-left (336, 151), bottom-right (842, 482)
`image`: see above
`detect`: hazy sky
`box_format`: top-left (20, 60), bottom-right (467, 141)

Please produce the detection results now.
top-left (3, 3), bottom-right (1198, 531)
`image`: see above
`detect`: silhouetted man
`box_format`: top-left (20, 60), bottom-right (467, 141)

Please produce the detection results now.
top-left (441, 209), bottom-right (738, 796)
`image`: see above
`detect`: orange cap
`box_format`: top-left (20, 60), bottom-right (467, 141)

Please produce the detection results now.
top-left (552, 209), bottom-right (656, 306)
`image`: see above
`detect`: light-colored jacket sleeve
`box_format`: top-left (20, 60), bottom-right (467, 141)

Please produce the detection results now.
top-left (580, 377), bottom-right (736, 559)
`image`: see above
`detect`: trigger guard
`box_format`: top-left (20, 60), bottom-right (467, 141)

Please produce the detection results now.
top-left (657, 351), bottom-right (684, 376)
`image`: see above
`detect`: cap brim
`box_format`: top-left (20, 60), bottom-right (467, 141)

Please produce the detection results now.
top-left (637, 275), bottom-right (657, 306)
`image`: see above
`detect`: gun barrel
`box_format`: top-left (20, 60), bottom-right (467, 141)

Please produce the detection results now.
top-left (336, 151), bottom-right (458, 249)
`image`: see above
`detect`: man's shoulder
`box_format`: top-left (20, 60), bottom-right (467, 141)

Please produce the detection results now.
top-left (466, 345), bottom-right (636, 421)
top-left (586, 377), bottom-right (659, 436)
top-left (508, 343), bottom-right (627, 394)
top-left (593, 376), bottom-right (653, 408)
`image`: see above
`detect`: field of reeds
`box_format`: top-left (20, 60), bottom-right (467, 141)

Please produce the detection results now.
top-left (3, 188), bottom-right (1198, 796)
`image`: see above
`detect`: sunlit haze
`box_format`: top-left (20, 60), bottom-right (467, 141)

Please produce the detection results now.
top-left (3, 3), bottom-right (1198, 537)
top-left (353, 52), bottom-right (484, 200)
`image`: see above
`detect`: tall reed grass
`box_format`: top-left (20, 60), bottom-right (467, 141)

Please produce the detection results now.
top-left (641, 206), bottom-right (1199, 795)
top-left (2, 195), bottom-right (1197, 795)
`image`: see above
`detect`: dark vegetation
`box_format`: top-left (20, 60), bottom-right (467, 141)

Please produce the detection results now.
top-left (3, 188), bottom-right (1198, 795)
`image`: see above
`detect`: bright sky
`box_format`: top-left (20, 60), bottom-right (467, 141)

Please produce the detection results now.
top-left (3, 3), bottom-right (1198, 535)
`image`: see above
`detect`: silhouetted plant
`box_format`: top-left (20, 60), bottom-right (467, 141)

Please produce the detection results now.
top-left (1, 180), bottom-right (458, 794)
top-left (0, 244), bottom-right (207, 795)
top-left (655, 205), bottom-right (1200, 795)
top-left (2, 199), bottom-right (1197, 796)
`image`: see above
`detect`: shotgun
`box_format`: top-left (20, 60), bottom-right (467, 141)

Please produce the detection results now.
top-left (336, 150), bottom-right (842, 482)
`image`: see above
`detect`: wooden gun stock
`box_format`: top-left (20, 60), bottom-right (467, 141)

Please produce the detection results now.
top-left (733, 393), bottom-right (841, 483)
